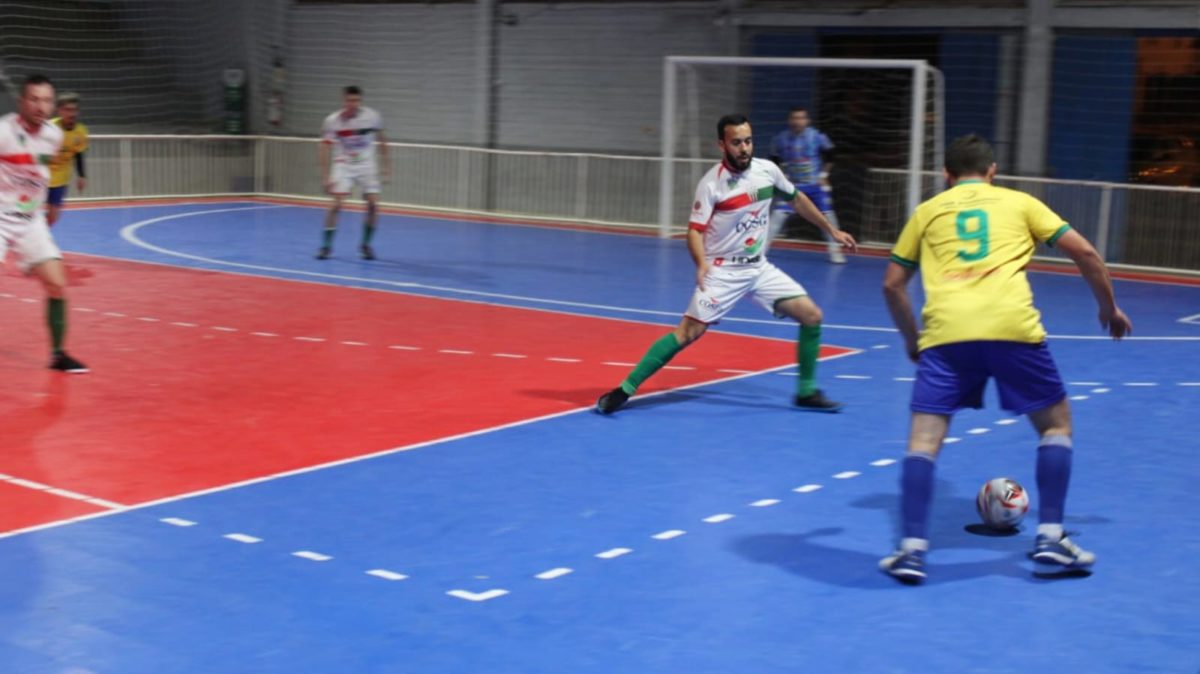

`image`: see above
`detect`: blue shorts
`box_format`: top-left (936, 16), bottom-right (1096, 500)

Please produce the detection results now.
top-left (774, 183), bottom-right (831, 214)
top-left (911, 341), bottom-right (1066, 416)
top-left (46, 185), bottom-right (68, 207)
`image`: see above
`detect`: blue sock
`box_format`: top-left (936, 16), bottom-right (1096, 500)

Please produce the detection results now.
top-left (900, 454), bottom-right (937, 540)
top-left (1036, 435), bottom-right (1073, 525)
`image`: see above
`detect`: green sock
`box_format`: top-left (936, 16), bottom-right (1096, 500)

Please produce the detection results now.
top-left (322, 228), bottom-right (335, 248)
top-left (798, 324), bottom-right (821, 396)
top-left (362, 224), bottom-right (376, 246)
top-left (620, 333), bottom-right (684, 395)
top-left (47, 297), bottom-right (66, 353)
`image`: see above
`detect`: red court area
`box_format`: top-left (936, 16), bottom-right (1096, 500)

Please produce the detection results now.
top-left (0, 255), bottom-right (855, 532)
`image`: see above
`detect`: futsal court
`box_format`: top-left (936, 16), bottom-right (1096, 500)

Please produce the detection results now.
top-left (2, 200), bottom-right (1197, 673)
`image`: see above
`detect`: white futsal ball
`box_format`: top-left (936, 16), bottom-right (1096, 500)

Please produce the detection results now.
top-left (976, 477), bottom-right (1030, 530)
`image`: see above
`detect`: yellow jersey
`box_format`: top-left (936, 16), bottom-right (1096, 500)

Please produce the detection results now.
top-left (890, 179), bottom-right (1071, 350)
top-left (48, 118), bottom-right (89, 188)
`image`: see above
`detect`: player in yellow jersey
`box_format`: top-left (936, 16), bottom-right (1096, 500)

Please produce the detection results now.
top-left (878, 134), bottom-right (1131, 584)
top-left (47, 92), bottom-right (88, 226)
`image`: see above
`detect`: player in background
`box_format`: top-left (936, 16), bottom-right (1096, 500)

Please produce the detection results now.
top-left (46, 91), bottom-right (88, 226)
top-left (879, 134), bottom-right (1131, 584)
top-left (317, 85), bottom-right (390, 260)
top-left (595, 114), bottom-right (857, 415)
top-left (768, 107), bottom-right (845, 264)
top-left (0, 75), bottom-right (88, 372)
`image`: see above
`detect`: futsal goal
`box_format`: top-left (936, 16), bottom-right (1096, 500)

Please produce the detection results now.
top-left (658, 56), bottom-right (945, 242)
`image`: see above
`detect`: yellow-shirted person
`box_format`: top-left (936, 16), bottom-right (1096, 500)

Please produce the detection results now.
top-left (878, 134), bottom-right (1132, 584)
top-left (47, 91), bottom-right (88, 226)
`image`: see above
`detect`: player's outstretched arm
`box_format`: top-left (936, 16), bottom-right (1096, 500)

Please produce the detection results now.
top-left (791, 191), bottom-right (856, 251)
top-left (1054, 229), bottom-right (1132, 339)
top-left (883, 262), bottom-right (920, 362)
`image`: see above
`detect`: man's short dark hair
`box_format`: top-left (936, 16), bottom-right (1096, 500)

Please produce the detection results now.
top-left (20, 74), bottom-right (53, 96)
top-left (945, 134), bottom-right (995, 178)
top-left (789, 106), bottom-right (808, 115)
top-left (717, 114), bottom-right (750, 140)
top-left (344, 85), bottom-right (362, 96)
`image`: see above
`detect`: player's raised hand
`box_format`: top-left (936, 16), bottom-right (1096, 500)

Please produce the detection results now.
top-left (832, 229), bottom-right (857, 252)
top-left (1101, 306), bottom-right (1133, 339)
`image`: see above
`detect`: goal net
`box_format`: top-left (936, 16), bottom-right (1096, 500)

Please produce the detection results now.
top-left (659, 56), bottom-right (944, 243)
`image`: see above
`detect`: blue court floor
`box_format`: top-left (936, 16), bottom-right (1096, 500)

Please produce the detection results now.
top-left (2, 201), bottom-right (1198, 673)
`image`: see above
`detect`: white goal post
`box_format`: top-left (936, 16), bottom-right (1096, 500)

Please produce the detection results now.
top-left (658, 56), bottom-right (944, 238)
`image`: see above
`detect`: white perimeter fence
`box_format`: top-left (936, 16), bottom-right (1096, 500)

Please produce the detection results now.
top-left (78, 135), bottom-right (1200, 273)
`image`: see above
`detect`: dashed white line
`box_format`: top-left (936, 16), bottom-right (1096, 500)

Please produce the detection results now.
top-left (749, 499), bottom-right (780, 507)
top-left (595, 547), bottom-right (632, 559)
top-left (102, 311), bottom-right (126, 317)
top-left (995, 418), bottom-right (1019, 426)
top-left (341, 341), bottom-right (368, 346)
top-left (535, 567), bottom-right (574, 580)
top-left (1124, 382), bottom-right (1158, 387)
top-left (870, 459), bottom-right (897, 467)
top-left (1092, 387), bottom-right (1111, 393)
top-left (292, 551), bottom-right (333, 562)
top-left (967, 428), bottom-right (991, 435)
top-left (602, 361), bottom-right (636, 367)
top-left (1069, 381), bottom-right (1103, 386)
top-left (212, 326), bottom-right (238, 332)
top-left (439, 349), bottom-right (473, 355)
top-left (20, 298), bottom-right (36, 304)
top-left (447, 589), bottom-right (508, 602)
top-left (1179, 382), bottom-right (1200, 387)
top-left (703, 513), bottom-right (735, 523)
top-left (137, 317), bottom-right (160, 323)
top-left (1070, 395), bottom-right (1089, 401)
top-left (389, 345), bottom-right (420, 351)
top-left (492, 353), bottom-right (527, 359)
top-left (294, 336), bottom-right (325, 342)
top-left (835, 375), bottom-right (872, 380)
top-left (224, 533), bottom-right (262, 544)
top-left (366, 569), bottom-right (408, 581)
top-left (171, 321), bottom-right (197, 328)
top-left (776, 372), bottom-right (800, 377)
top-left (652, 530), bottom-right (686, 540)
top-left (872, 344), bottom-right (891, 350)
top-left (251, 332), bottom-right (279, 338)
top-left (894, 376), bottom-right (915, 382)
top-left (547, 357), bottom-right (581, 363)
top-left (793, 484), bottom-right (823, 493)
top-left (662, 365), bottom-right (696, 371)
top-left (75, 307), bottom-right (96, 312)
top-left (944, 437), bottom-right (962, 444)
top-left (832, 471), bottom-right (861, 479)
top-left (160, 517), bottom-right (197, 527)
top-left (717, 368), bottom-right (753, 374)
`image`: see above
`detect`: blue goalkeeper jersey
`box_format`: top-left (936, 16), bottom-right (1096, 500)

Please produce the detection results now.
top-left (769, 127), bottom-right (833, 187)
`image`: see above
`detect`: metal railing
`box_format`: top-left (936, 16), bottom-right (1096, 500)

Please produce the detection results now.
top-left (80, 135), bottom-right (1200, 273)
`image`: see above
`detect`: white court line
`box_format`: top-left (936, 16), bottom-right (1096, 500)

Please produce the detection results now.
top-left (995, 418), bottom-right (1019, 426)
top-left (1092, 387), bottom-right (1111, 393)
top-left (160, 517), bottom-right (197, 527)
top-left (832, 471), bottom-right (860, 480)
top-left (1070, 395), bottom-right (1089, 401)
top-left (535, 567), bottom-right (574, 580)
top-left (252, 332), bottom-right (279, 337)
top-left (793, 484), bottom-right (822, 493)
top-left (967, 428), bottom-right (991, 435)
top-left (171, 321), bottom-right (198, 327)
top-left (662, 365), bottom-right (695, 371)
top-left (212, 326), bottom-right (238, 332)
top-left (446, 589), bottom-right (508, 602)
top-left (366, 569), bottom-right (408, 581)
top-left (652, 530), bottom-right (686, 540)
top-left (1124, 382), bottom-right (1158, 387)
top-left (835, 375), bottom-right (871, 380)
top-left (1069, 381), bottom-right (1103, 386)
top-left (292, 551), bottom-right (333, 562)
top-left (1180, 382), bottom-right (1200, 387)
top-left (294, 336), bottom-right (325, 342)
top-left (595, 548), bottom-right (632, 559)
top-left (0, 473), bottom-right (125, 510)
top-left (224, 533), bottom-right (262, 544)
top-left (438, 349), bottom-right (473, 355)
top-left (893, 376), bottom-right (915, 382)
top-left (341, 341), bottom-right (368, 347)
top-left (749, 499), bottom-right (780, 507)
top-left (546, 357), bottom-right (581, 363)
top-left (0, 362), bottom-right (797, 541)
top-left (492, 353), bottom-right (526, 359)
top-left (943, 437), bottom-right (962, 444)
top-left (870, 459), bottom-right (897, 467)
top-left (389, 345), bottom-right (420, 351)
top-left (702, 513), bottom-right (735, 523)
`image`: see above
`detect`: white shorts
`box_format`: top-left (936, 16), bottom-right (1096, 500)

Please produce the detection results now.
top-left (685, 262), bottom-right (807, 324)
top-left (329, 162), bottom-right (380, 196)
top-left (0, 216), bottom-right (62, 274)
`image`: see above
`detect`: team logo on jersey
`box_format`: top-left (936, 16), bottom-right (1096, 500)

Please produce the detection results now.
top-left (16, 193), bottom-right (38, 214)
top-left (743, 237), bottom-right (764, 256)
top-left (698, 296), bottom-right (721, 311)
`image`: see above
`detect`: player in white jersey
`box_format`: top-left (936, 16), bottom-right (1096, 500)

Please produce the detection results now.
top-left (596, 115), bottom-right (856, 414)
top-left (317, 85), bottom-right (390, 260)
top-left (0, 75), bottom-right (87, 372)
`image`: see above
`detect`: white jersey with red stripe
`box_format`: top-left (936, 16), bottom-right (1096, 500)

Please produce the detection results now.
top-left (0, 112), bottom-right (62, 224)
top-left (321, 106), bottom-right (383, 167)
top-left (687, 157), bottom-right (797, 268)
